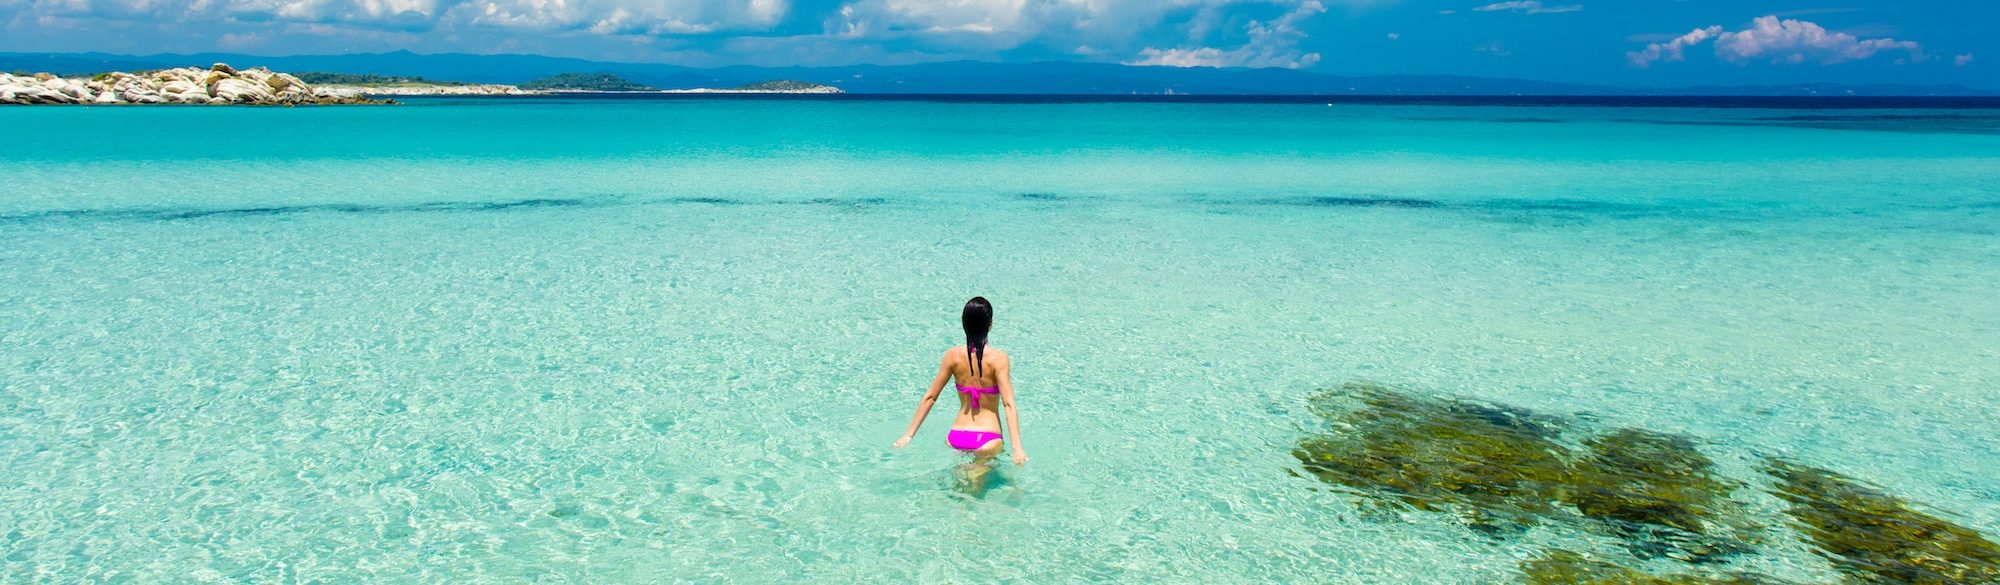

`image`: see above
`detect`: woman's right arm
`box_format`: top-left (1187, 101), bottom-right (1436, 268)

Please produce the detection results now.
top-left (893, 353), bottom-right (953, 448)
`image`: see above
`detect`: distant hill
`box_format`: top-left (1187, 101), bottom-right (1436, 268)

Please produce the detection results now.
top-left (296, 72), bottom-right (469, 86)
top-left (520, 72), bottom-right (652, 91)
top-left (2, 51), bottom-right (1994, 96)
top-left (734, 80), bottom-right (837, 92)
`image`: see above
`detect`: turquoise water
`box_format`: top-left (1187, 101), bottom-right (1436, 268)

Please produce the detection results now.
top-left (3, 97), bottom-right (1998, 582)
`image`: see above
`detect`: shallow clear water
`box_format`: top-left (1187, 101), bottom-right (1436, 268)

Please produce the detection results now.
top-left (3, 97), bottom-right (1998, 582)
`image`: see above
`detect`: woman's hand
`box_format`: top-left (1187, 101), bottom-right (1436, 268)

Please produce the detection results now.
top-left (1012, 450), bottom-right (1028, 465)
top-left (892, 435), bottom-right (911, 449)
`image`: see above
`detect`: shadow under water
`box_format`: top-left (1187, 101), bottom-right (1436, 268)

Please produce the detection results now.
top-left (1293, 382), bottom-right (2000, 584)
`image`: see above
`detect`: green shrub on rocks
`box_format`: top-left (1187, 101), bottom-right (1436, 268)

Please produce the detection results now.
top-left (1766, 460), bottom-right (2000, 585)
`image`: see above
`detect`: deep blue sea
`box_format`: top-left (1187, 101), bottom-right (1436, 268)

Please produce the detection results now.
top-left (3, 96), bottom-right (1998, 582)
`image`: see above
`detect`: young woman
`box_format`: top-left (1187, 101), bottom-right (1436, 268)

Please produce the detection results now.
top-left (892, 297), bottom-right (1028, 466)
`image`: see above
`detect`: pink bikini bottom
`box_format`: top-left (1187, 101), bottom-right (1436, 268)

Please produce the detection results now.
top-left (946, 430), bottom-right (1002, 452)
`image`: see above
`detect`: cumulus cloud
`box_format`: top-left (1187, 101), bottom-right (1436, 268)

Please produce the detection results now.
top-left (448, 0), bottom-right (787, 36)
top-left (1627, 15), bottom-right (1923, 68)
top-left (1714, 16), bottom-right (1922, 64)
top-left (1626, 25), bottom-right (1722, 68)
top-left (1126, 0), bottom-right (1326, 69)
top-left (830, 0), bottom-right (1035, 39)
top-left (1473, 1), bottom-right (1579, 15)
top-left (6, 0), bottom-right (791, 34)
top-left (1956, 53), bottom-right (1973, 66)
top-left (0, 0), bottom-right (1376, 67)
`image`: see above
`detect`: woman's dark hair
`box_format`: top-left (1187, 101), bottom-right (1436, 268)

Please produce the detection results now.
top-left (962, 297), bottom-right (993, 378)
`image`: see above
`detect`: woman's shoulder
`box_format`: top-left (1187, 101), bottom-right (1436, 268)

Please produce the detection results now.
top-left (941, 346), bottom-right (1008, 360)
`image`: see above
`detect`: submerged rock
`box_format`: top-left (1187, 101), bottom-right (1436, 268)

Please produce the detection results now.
top-left (1293, 383), bottom-right (1575, 532)
top-left (1520, 549), bottom-right (1794, 585)
top-left (1296, 382), bottom-right (2000, 584)
top-left (1766, 460), bottom-right (2000, 585)
top-left (1567, 429), bottom-right (1761, 561)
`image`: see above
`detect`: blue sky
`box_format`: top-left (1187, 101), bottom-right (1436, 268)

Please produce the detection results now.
top-left (2, 0), bottom-right (1990, 85)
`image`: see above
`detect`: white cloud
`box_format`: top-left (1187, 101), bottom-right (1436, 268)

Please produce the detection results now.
top-left (1627, 16), bottom-right (1923, 68)
top-left (1626, 25), bottom-right (1721, 68)
top-left (1385, 32), bottom-right (1398, 40)
top-left (217, 31), bottom-right (266, 48)
top-left (1473, 1), bottom-right (1579, 15)
top-left (447, 0), bottom-right (787, 35)
top-left (1714, 16), bottom-right (1921, 64)
top-left (0, 0), bottom-right (1386, 66)
top-left (1126, 0), bottom-right (1326, 69)
top-left (1957, 53), bottom-right (1973, 66)
top-left (832, 0), bottom-right (1031, 38)
top-left (7, 0), bottom-right (789, 35)
top-left (825, 0), bottom-right (1380, 55)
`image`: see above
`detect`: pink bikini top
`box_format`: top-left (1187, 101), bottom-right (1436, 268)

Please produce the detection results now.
top-left (956, 383), bottom-right (998, 408)
top-left (958, 343), bottom-right (997, 407)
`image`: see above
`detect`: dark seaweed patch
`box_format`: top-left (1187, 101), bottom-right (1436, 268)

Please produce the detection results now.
top-left (1634, 115), bottom-right (2000, 135)
top-left (1754, 114), bottom-right (2000, 123)
top-left (1520, 549), bottom-right (1796, 585)
top-left (1297, 383), bottom-right (2000, 584)
top-left (666, 197), bottom-right (743, 205)
top-left (465, 198), bottom-right (589, 210)
top-left (0, 193), bottom-right (915, 226)
top-left (1403, 116), bottom-right (1567, 124)
top-left (1477, 199), bottom-right (1661, 215)
top-left (796, 197), bottom-right (888, 206)
top-left (1, 198), bottom-right (598, 223)
top-left (1766, 460), bottom-right (2000, 585)
top-left (1255, 196), bottom-right (1442, 209)
top-left (1307, 196), bottom-right (1443, 209)
top-left (1293, 383), bottom-right (1577, 533)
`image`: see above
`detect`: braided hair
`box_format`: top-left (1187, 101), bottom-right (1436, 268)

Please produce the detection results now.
top-left (962, 297), bottom-right (993, 378)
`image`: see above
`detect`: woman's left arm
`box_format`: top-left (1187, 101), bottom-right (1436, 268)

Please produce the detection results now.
top-left (997, 356), bottom-right (1027, 465)
top-left (894, 354), bottom-right (953, 448)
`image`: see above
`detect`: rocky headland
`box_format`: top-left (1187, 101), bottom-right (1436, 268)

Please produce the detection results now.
top-left (0, 63), bottom-right (386, 105)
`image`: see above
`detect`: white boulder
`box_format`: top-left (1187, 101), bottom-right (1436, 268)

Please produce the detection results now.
top-left (212, 77), bottom-right (274, 103)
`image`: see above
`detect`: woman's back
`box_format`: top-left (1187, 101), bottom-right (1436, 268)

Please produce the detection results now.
top-left (949, 345), bottom-right (1007, 388)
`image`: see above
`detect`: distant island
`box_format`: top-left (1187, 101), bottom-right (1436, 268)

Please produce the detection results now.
top-left (518, 72), bottom-right (842, 94)
top-left (521, 72), bottom-right (652, 91)
top-left (662, 80), bottom-right (843, 94)
top-left (295, 72), bottom-right (470, 86)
